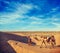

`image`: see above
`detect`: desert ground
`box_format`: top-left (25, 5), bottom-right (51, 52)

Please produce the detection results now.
top-left (0, 31), bottom-right (60, 53)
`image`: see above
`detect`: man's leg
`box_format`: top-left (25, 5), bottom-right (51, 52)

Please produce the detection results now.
top-left (40, 41), bottom-right (44, 48)
top-left (44, 41), bottom-right (47, 48)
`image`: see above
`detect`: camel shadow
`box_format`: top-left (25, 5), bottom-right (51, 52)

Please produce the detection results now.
top-left (0, 32), bottom-right (28, 53)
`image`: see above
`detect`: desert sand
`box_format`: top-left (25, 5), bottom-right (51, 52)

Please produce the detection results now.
top-left (0, 31), bottom-right (60, 53)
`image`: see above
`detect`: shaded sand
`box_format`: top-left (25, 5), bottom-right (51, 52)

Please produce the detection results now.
top-left (0, 31), bottom-right (60, 53)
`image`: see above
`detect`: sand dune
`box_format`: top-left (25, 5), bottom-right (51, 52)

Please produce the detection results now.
top-left (11, 31), bottom-right (60, 45)
top-left (0, 31), bottom-right (60, 53)
top-left (8, 40), bottom-right (60, 53)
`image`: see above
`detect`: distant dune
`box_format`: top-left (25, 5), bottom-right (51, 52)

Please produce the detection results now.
top-left (0, 31), bottom-right (60, 53)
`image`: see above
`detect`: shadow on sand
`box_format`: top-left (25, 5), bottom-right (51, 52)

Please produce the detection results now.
top-left (0, 32), bottom-right (28, 53)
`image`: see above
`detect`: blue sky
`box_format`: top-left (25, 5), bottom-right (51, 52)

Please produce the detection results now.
top-left (0, 0), bottom-right (60, 31)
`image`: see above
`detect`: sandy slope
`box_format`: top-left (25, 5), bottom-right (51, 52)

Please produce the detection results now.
top-left (11, 31), bottom-right (60, 45)
top-left (8, 40), bottom-right (60, 53)
top-left (0, 32), bottom-right (60, 53)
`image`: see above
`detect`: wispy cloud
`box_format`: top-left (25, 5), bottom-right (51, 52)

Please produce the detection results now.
top-left (0, 0), bottom-right (60, 31)
top-left (52, 22), bottom-right (60, 27)
top-left (0, 3), bottom-right (35, 24)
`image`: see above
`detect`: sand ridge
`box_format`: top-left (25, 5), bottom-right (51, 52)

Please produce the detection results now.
top-left (0, 31), bottom-right (60, 53)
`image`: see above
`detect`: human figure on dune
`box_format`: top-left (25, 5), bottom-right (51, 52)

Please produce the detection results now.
top-left (50, 35), bottom-right (56, 48)
top-left (27, 36), bottom-right (32, 45)
top-left (40, 36), bottom-right (47, 48)
top-left (47, 35), bottom-right (56, 48)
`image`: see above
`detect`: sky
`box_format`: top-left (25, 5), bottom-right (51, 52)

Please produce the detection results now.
top-left (0, 0), bottom-right (60, 31)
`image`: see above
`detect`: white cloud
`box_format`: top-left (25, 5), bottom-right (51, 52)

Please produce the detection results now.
top-left (20, 16), bottom-right (44, 30)
top-left (0, 2), bottom-right (43, 25)
top-left (0, 3), bottom-right (35, 24)
top-left (16, 4), bottom-right (34, 14)
top-left (52, 7), bottom-right (59, 11)
top-left (3, 0), bottom-right (10, 4)
top-left (30, 17), bottom-right (43, 24)
top-left (30, 21), bottom-right (42, 24)
top-left (51, 18), bottom-right (60, 21)
top-left (0, 13), bottom-right (20, 24)
top-left (29, 16), bottom-right (42, 21)
top-left (46, 7), bottom-right (59, 16)
top-left (52, 22), bottom-right (60, 27)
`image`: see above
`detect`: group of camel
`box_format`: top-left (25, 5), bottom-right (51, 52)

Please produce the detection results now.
top-left (27, 35), bottom-right (56, 48)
